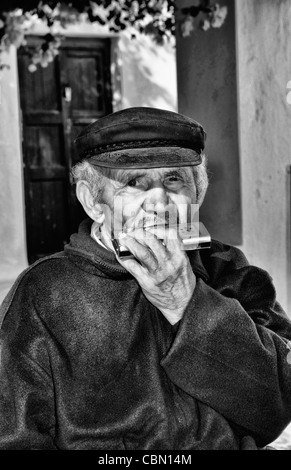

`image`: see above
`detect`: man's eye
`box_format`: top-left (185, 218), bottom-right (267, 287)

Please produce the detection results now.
top-left (127, 177), bottom-right (147, 189)
top-left (164, 174), bottom-right (184, 187)
top-left (127, 179), bottom-right (137, 187)
top-left (167, 176), bottom-right (180, 182)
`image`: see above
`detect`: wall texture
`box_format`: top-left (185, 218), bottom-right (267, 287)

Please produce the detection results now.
top-left (176, 0), bottom-right (242, 246)
top-left (0, 47), bottom-right (27, 301)
top-left (116, 30), bottom-right (177, 111)
top-left (175, 0), bottom-right (291, 314)
top-left (236, 0), bottom-right (291, 313)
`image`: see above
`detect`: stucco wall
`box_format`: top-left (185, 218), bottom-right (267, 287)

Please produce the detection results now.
top-left (115, 30), bottom-right (177, 111)
top-left (236, 0), bottom-right (291, 314)
top-left (0, 46), bottom-right (27, 301)
top-left (175, 0), bottom-right (241, 247)
top-left (175, 0), bottom-right (291, 314)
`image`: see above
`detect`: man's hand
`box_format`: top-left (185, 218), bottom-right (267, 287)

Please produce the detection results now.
top-left (116, 227), bottom-right (196, 325)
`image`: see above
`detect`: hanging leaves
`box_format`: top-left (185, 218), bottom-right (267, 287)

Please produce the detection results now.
top-left (0, 1), bottom-right (227, 72)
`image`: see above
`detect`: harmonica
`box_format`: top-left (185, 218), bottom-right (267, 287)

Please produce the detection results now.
top-left (112, 222), bottom-right (211, 259)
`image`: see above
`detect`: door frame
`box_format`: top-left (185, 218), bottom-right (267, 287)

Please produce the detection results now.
top-left (18, 34), bottom-right (115, 263)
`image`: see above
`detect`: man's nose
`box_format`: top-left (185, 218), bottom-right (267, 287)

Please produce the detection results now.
top-left (142, 181), bottom-right (169, 211)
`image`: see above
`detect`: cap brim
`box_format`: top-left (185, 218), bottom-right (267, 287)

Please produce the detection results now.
top-left (87, 147), bottom-right (202, 169)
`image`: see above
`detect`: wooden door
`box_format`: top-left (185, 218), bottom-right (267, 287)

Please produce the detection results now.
top-left (18, 37), bottom-right (112, 263)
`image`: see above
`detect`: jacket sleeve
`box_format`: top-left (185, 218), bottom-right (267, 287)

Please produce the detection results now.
top-left (0, 277), bottom-right (57, 450)
top-left (161, 249), bottom-right (291, 447)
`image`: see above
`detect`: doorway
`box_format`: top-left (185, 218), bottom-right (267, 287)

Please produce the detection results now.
top-left (18, 36), bottom-right (113, 263)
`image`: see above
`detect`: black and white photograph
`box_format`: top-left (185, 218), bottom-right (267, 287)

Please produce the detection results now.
top-left (0, 0), bottom-right (291, 453)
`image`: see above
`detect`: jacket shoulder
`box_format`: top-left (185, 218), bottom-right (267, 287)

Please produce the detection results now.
top-left (201, 239), bottom-right (274, 289)
top-left (200, 239), bottom-right (250, 280)
top-left (208, 239), bottom-right (249, 268)
top-left (201, 240), bottom-right (279, 307)
top-left (0, 252), bottom-right (68, 327)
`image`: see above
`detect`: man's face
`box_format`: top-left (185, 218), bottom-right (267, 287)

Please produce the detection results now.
top-left (99, 166), bottom-right (198, 239)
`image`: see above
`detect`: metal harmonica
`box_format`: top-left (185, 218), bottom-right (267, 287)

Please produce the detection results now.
top-left (112, 222), bottom-right (211, 259)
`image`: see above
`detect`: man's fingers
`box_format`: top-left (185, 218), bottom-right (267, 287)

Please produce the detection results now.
top-left (116, 256), bottom-right (146, 278)
top-left (121, 227), bottom-right (180, 266)
top-left (142, 229), bottom-right (171, 263)
top-left (118, 233), bottom-right (159, 271)
top-left (143, 226), bottom-right (184, 253)
top-left (164, 227), bottom-right (184, 253)
top-left (118, 226), bottom-right (187, 275)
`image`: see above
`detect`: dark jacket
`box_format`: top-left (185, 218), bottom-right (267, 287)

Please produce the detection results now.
top-left (0, 218), bottom-right (291, 450)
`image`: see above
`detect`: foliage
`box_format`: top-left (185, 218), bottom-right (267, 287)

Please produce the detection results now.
top-left (0, 1), bottom-right (228, 72)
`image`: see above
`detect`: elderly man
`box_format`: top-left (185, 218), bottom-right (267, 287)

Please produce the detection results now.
top-left (0, 107), bottom-right (291, 450)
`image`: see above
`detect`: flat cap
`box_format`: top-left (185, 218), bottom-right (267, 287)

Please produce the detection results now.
top-left (74, 107), bottom-right (206, 169)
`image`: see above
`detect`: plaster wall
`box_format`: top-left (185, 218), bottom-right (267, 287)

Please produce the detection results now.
top-left (0, 47), bottom-right (27, 301)
top-left (175, 0), bottom-right (291, 314)
top-left (175, 0), bottom-right (241, 247)
top-left (236, 0), bottom-right (291, 314)
top-left (115, 30), bottom-right (177, 111)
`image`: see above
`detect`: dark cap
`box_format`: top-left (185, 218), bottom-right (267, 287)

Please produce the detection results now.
top-left (74, 107), bottom-right (206, 169)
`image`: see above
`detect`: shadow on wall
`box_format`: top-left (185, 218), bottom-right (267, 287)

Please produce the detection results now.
top-left (117, 30), bottom-right (177, 111)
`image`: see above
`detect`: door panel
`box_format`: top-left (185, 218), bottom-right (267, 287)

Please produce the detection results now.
top-left (68, 56), bottom-right (102, 111)
top-left (26, 126), bottom-right (65, 168)
top-left (29, 180), bottom-right (69, 256)
top-left (61, 39), bottom-right (112, 120)
top-left (18, 36), bottom-right (113, 263)
top-left (19, 52), bottom-right (61, 111)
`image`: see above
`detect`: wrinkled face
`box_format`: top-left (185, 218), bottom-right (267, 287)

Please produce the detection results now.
top-left (99, 166), bottom-right (198, 239)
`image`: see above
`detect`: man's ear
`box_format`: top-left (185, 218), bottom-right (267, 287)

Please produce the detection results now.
top-left (76, 180), bottom-right (104, 224)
